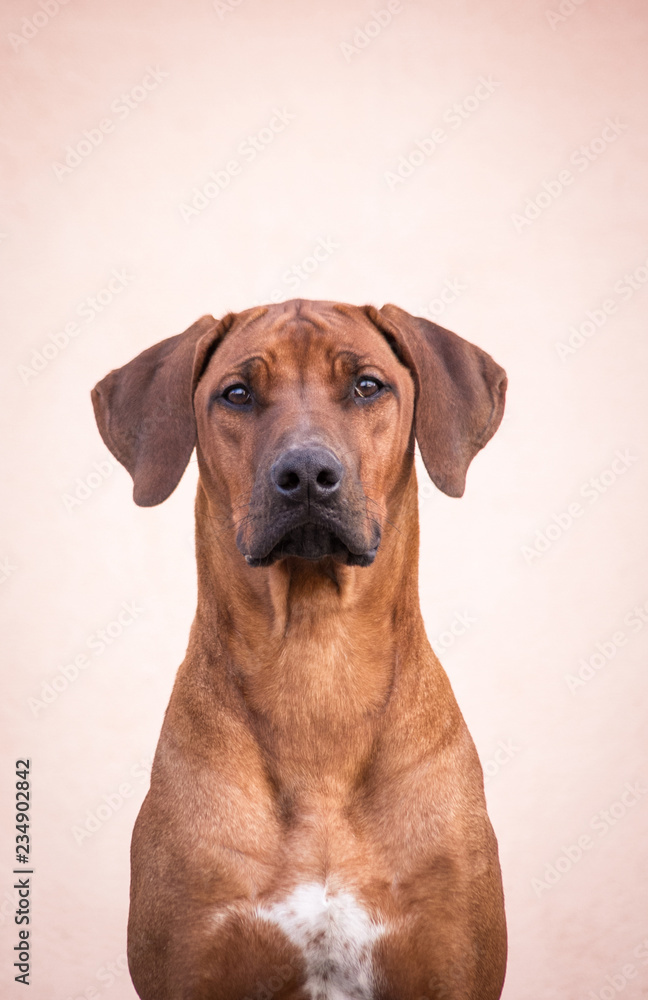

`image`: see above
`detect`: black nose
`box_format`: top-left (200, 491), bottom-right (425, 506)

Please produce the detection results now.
top-left (271, 446), bottom-right (343, 502)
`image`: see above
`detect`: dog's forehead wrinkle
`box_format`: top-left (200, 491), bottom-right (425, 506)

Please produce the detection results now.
top-left (217, 300), bottom-right (393, 376)
top-left (234, 305), bottom-right (270, 328)
top-left (240, 354), bottom-right (271, 378)
top-left (220, 325), bottom-right (369, 386)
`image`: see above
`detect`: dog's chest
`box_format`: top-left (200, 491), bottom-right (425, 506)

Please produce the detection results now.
top-left (255, 882), bottom-right (385, 1000)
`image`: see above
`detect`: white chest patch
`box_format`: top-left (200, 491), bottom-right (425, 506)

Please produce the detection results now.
top-left (255, 881), bottom-right (385, 1000)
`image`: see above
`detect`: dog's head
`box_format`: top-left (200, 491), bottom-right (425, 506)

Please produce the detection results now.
top-left (91, 300), bottom-right (506, 568)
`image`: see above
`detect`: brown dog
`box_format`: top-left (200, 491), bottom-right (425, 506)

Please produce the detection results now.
top-left (91, 299), bottom-right (507, 1000)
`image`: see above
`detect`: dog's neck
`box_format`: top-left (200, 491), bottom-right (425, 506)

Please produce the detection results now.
top-left (191, 464), bottom-right (427, 719)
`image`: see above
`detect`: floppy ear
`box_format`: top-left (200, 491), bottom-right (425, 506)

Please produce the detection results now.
top-left (368, 304), bottom-right (507, 498)
top-left (91, 313), bottom-right (234, 507)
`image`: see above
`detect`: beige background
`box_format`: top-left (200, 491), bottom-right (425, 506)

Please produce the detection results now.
top-left (2, 0), bottom-right (648, 997)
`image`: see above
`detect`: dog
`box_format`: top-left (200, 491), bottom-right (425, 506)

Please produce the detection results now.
top-left (91, 299), bottom-right (508, 1000)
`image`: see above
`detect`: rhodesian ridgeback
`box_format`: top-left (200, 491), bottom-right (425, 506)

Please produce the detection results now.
top-left (92, 299), bottom-right (508, 1000)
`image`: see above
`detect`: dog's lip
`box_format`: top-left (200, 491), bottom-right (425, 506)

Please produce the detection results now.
top-left (241, 512), bottom-right (379, 566)
top-left (244, 533), bottom-right (379, 568)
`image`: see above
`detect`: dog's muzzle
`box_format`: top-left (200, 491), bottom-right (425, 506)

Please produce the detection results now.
top-left (239, 445), bottom-right (381, 567)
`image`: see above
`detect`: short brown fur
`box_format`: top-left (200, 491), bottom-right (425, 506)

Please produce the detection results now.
top-left (92, 299), bottom-right (507, 1000)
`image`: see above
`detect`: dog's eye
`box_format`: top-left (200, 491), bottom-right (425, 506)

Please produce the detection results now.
top-left (223, 384), bottom-right (251, 405)
top-left (354, 377), bottom-right (383, 398)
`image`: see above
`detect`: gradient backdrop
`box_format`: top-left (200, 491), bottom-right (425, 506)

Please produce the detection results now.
top-left (2, 0), bottom-right (648, 997)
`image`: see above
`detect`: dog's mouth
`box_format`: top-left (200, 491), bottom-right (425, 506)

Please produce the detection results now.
top-left (244, 522), bottom-right (379, 568)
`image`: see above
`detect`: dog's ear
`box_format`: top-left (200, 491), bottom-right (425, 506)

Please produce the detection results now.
top-left (368, 304), bottom-right (507, 498)
top-left (91, 313), bottom-right (235, 507)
